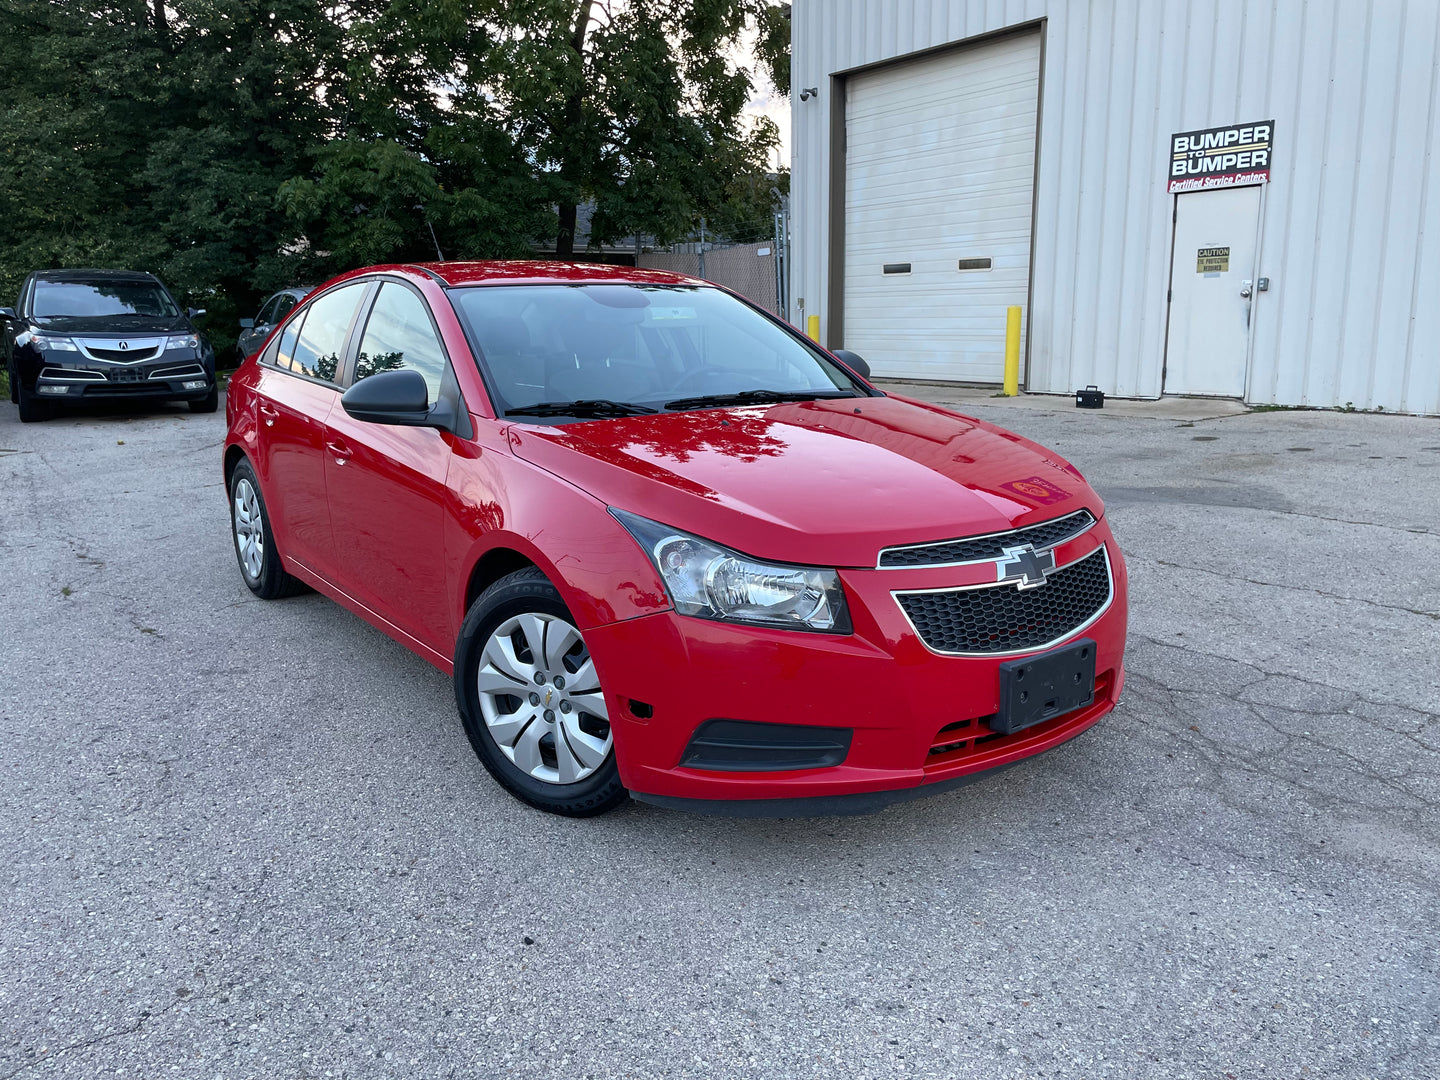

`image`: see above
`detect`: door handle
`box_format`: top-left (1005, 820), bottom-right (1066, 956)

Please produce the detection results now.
top-left (1240, 280), bottom-right (1253, 299)
top-left (325, 439), bottom-right (352, 465)
top-left (258, 402), bottom-right (278, 427)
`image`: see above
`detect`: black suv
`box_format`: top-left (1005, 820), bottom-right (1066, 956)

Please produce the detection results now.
top-left (3, 269), bottom-right (218, 423)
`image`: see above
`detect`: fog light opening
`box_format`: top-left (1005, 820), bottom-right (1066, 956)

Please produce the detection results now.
top-left (182, 380), bottom-right (208, 390)
top-left (37, 384), bottom-right (69, 395)
top-left (628, 699), bottom-right (654, 720)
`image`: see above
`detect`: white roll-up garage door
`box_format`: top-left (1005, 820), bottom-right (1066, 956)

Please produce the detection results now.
top-left (843, 31), bottom-right (1040, 382)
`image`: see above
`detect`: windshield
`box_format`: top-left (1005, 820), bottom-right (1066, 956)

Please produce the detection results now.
top-left (33, 280), bottom-right (180, 320)
top-left (447, 284), bottom-right (863, 415)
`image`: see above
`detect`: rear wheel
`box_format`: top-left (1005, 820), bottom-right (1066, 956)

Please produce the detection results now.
top-left (7, 359), bottom-right (17, 404)
top-left (455, 567), bottom-right (626, 816)
top-left (228, 457), bottom-right (307, 599)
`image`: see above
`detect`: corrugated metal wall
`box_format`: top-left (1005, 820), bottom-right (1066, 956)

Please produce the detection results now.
top-left (791, 0), bottom-right (1440, 414)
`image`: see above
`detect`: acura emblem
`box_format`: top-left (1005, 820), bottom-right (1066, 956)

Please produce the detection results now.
top-left (118, 341), bottom-right (128, 350)
top-left (996, 544), bottom-right (1056, 589)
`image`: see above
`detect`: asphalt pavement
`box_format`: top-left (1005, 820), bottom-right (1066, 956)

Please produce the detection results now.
top-left (1, 391), bottom-right (1436, 1079)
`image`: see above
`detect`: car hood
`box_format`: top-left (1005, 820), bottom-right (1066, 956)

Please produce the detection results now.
top-left (507, 394), bottom-right (1102, 568)
top-left (33, 315), bottom-right (193, 336)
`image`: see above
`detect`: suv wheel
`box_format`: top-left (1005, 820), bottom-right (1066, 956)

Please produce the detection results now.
top-left (190, 385), bottom-right (219, 413)
top-left (455, 567), bottom-right (626, 816)
top-left (16, 377), bottom-right (49, 423)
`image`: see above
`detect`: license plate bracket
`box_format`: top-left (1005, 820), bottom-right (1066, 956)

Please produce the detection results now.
top-left (993, 639), bottom-right (1097, 736)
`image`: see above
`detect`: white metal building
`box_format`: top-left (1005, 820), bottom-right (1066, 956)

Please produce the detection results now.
top-left (789, 0), bottom-right (1440, 414)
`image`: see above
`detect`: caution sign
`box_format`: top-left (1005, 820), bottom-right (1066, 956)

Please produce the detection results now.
top-left (1196, 247), bottom-right (1230, 273)
top-left (1169, 120), bottom-right (1273, 192)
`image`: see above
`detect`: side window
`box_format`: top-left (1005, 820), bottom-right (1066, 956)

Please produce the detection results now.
top-left (273, 294), bottom-right (298, 322)
top-left (281, 282), bottom-right (366, 383)
top-left (254, 295), bottom-right (282, 327)
top-left (273, 312), bottom-right (302, 369)
top-left (353, 283), bottom-right (448, 399)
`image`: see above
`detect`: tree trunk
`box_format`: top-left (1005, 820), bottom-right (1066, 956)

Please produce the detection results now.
top-left (556, 202), bottom-right (578, 259)
top-left (151, 0), bottom-right (168, 47)
top-left (554, 2), bottom-right (593, 259)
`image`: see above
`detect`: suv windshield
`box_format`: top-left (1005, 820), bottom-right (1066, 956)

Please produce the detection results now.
top-left (33, 280), bottom-right (180, 320)
top-left (447, 284), bottom-right (864, 415)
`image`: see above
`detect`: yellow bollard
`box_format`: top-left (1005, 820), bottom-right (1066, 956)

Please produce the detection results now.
top-left (1003, 306), bottom-right (1022, 396)
top-left (806, 314), bottom-right (821, 343)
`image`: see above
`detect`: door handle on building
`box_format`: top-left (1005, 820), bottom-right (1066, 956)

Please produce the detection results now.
top-left (1240, 280), bottom-right (1253, 299)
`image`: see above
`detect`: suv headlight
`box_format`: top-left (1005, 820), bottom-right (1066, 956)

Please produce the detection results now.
top-left (166, 333), bottom-right (200, 350)
top-left (31, 332), bottom-right (79, 352)
top-left (611, 509), bottom-right (851, 633)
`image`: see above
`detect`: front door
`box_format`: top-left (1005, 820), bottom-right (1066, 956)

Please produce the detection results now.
top-left (322, 281), bottom-right (455, 654)
top-left (1164, 185), bottom-right (1262, 397)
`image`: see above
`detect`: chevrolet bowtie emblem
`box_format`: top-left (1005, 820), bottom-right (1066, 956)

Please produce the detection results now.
top-left (996, 544), bottom-right (1056, 589)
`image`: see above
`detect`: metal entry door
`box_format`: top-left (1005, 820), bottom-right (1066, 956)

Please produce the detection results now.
top-left (1164, 185), bottom-right (1263, 397)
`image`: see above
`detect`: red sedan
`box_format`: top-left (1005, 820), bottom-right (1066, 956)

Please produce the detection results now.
top-left (223, 262), bottom-right (1127, 816)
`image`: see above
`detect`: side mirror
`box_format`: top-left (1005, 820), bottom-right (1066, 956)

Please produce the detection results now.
top-left (342, 368), bottom-right (454, 430)
top-left (238, 318), bottom-right (255, 329)
top-left (0, 307), bottom-right (15, 321)
top-left (832, 348), bottom-right (871, 379)
top-left (187, 307), bottom-right (207, 321)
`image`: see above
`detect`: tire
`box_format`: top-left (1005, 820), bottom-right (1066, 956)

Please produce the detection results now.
top-left (16, 377), bottom-right (49, 423)
top-left (7, 359), bottom-right (17, 404)
top-left (228, 457), bottom-right (308, 599)
top-left (189, 386), bottom-right (219, 413)
top-left (454, 567), bottom-right (626, 816)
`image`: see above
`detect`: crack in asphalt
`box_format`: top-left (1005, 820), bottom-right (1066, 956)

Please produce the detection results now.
top-left (1139, 556), bottom-right (1440, 621)
top-left (0, 999), bottom-right (181, 1080)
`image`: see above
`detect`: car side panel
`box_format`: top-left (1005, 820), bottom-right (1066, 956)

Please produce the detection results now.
top-left (445, 418), bottom-right (672, 638)
top-left (322, 410), bottom-right (455, 655)
top-left (251, 365), bottom-right (338, 575)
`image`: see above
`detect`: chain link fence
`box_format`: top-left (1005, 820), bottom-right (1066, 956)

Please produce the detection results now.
top-left (639, 241), bottom-right (779, 315)
top-left (637, 211), bottom-right (789, 318)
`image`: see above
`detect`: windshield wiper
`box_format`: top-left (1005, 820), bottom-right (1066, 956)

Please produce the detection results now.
top-left (663, 388), bottom-right (858, 411)
top-left (504, 399), bottom-right (659, 419)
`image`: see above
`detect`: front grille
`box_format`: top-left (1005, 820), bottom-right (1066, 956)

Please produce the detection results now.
top-left (896, 546), bottom-right (1111, 655)
top-left (879, 509), bottom-right (1096, 568)
top-left (88, 346), bottom-right (160, 363)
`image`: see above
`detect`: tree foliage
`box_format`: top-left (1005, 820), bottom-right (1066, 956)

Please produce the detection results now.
top-left (0, 0), bottom-right (790, 355)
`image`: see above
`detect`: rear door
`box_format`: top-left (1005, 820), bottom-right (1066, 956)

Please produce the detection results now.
top-left (252, 281), bottom-right (370, 580)
top-left (321, 280), bottom-right (459, 653)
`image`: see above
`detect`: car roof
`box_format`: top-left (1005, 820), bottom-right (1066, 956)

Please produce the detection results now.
top-left (402, 260), bottom-right (702, 289)
top-left (33, 268), bottom-right (162, 284)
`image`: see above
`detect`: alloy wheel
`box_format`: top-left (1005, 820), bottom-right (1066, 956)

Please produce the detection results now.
top-left (233, 477), bottom-right (265, 580)
top-left (475, 613), bottom-right (612, 785)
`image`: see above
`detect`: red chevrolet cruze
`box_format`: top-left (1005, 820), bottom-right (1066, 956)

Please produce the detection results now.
top-left (223, 262), bottom-right (1127, 816)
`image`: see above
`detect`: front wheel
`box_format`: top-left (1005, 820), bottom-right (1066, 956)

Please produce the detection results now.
top-left (16, 377), bottom-right (49, 423)
top-left (189, 385), bottom-right (219, 413)
top-left (454, 567), bottom-right (626, 816)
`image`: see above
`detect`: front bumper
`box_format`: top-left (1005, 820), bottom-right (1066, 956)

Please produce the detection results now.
top-left (31, 355), bottom-right (214, 401)
top-left (583, 524), bottom-right (1128, 811)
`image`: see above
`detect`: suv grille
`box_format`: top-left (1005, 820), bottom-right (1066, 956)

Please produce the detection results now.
top-left (896, 546), bottom-right (1111, 655)
top-left (88, 346), bottom-right (160, 363)
top-left (879, 510), bottom-right (1095, 568)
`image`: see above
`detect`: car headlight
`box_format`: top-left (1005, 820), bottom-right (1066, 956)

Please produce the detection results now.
top-left (31, 332), bottom-right (79, 352)
top-left (610, 509), bottom-right (851, 633)
top-left (166, 334), bottom-right (200, 350)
